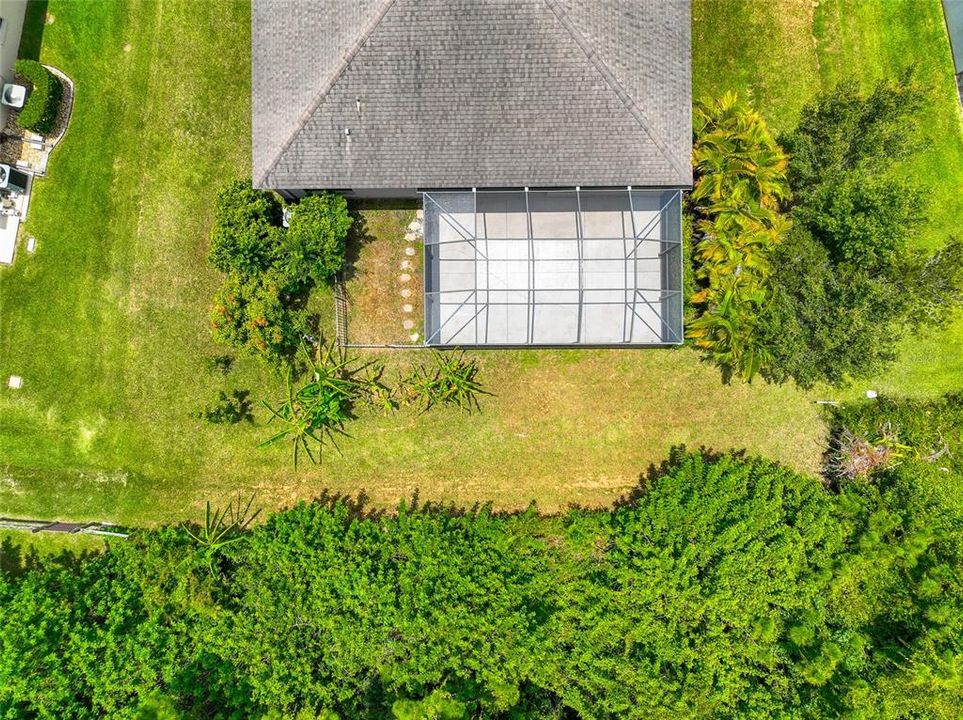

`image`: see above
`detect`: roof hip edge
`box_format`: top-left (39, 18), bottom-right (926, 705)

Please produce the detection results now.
top-left (541, 0), bottom-right (690, 182)
top-left (255, 0), bottom-right (400, 187)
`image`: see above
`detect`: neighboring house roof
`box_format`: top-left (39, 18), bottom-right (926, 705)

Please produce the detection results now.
top-left (252, 0), bottom-right (692, 190)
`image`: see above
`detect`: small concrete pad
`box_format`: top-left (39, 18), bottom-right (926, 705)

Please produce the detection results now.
top-left (7, 375), bottom-right (23, 389)
top-left (400, 288), bottom-right (411, 298)
top-left (403, 319), bottom-right (415, 329)
top-left (402, 303), bottom-right (413, 312)
top-left (404, 247), bottom-right (416, 256)
top-left (399, 273), bottom-right (411, 283)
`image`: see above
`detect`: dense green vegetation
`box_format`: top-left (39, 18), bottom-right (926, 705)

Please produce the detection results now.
top-left (759, 77), bottom-right (963, 388)
top-left (13, 59), bottom-right (61, 135)
top-left (687, 93), bottom-right (790, 381)
top-left (692, 0), bottom-right (963, 397)
top-left (690, 77), bottom-right (963, 387)
top-left (3, 393), bottom-right (962, 718)
top-left (209, 182), bottom-right (351, 365)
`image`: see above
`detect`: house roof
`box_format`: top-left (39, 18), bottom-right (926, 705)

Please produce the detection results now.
top-left (252, 0), bottom-right (692, 190)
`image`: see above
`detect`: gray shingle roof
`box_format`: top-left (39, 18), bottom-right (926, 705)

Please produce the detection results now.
top-left (252, 0), bottom-right (692, 190)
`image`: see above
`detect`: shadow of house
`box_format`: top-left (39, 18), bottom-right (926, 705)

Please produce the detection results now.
top-left (16, 0), bottom-right (47, 62)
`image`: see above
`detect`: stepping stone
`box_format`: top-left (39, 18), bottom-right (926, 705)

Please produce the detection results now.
top-left (399, 273), bottom-right (411, 283)
top-left (404, 247), bottom-right (416, 256)
top-left (402, 303), bottom-right (413, 313)
top-left (403, 319), bottom-right (415, 330)
top-left (400, 260), bottom-right (412, 270)
top-left (26, 236), bottom-right (36, 253)
top-left (409, 333), bottom-right (420, 342)
top-left (404, 232), bottom-right (416, 242)
top-left (416, 209), bottom-right (424, 220)
top-left (400, 288), bottom-right (411, 298)
top-left (407, 220), bottom-right (422, 233)
top-left (7, 375), bottom-right (23, 389)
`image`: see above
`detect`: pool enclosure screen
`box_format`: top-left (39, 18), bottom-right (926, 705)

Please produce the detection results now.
top-left (423, 188), bottom-right (683, 346)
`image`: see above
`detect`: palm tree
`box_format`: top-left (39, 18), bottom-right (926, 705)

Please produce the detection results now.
top-left (688, 92), bottom-right (791, 381)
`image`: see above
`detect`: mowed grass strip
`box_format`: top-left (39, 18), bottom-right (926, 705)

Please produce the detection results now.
top-left (0, 0), bottom-right (265, 522)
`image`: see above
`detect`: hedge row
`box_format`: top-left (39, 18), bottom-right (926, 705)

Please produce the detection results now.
top-left (14, 59), bottom-right (62, 135)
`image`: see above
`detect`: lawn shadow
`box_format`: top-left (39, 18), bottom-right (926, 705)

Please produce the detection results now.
top-left (342, 209), bottom-right (377, 284)
top-left (18, 0), bottom-right (49, 61)
top-left (310, 489), bottom-right (386, 522)
top-left (308, 487), bottom-right (539, 521)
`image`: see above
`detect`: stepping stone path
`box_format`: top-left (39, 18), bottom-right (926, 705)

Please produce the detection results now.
top-left (397, 212), bottom-right (425, 342)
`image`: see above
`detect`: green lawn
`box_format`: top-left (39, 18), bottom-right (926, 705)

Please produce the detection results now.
top-left (0, 0), bottom-right (960, 526)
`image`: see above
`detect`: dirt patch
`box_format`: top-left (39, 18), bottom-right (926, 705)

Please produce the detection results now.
top-left (343, 207), bottom-right (424, 345)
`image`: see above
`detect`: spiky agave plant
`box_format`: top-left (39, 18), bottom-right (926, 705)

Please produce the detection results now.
top-left (404, 350), bottom-right (488, 413)
top-left (260, 340), bottom-right (387, 466)
top-left (185, 494), bottom-right (261, 575)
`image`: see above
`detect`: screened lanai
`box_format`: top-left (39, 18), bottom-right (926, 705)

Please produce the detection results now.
top-left (422, 188), bottom-right (683, 347)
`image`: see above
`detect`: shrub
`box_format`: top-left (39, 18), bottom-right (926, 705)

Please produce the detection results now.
top-left (759, 226), bottom-right (902, 387)
top-left (14, 60), bottom-right (62, 135)
top-left (282, 193), bottom-right (353, 287)
top-left (781, 71), bottom-right (927, 200)
top-left (402, 351), bottom-right (488, 413)
top-left (208, 181), bottom-right (286, 279)
top-left (760, 74), bottom-right (963, 387)
top-left (828, 392), bottom-right (963, 475)
top-left (260, 341), bottom-right (387, 465)
top-left (687, 92), bottom-right (791, 381)
top-left (207, 183), bottom-right (354, 367)
top-left (211, 270), bottom-right (309, 366)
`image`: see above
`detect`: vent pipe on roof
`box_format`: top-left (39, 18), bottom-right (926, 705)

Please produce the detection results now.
top-left (355, 97), bottom-right (361, 115)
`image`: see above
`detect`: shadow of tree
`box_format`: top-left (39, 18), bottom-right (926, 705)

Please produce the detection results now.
top-left (0, 534), bottom-right (102, 579)
top-left (341, 209), bottom-right (376, 284)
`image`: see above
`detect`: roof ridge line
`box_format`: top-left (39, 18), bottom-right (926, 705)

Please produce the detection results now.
top-left (255, 0), bottom-right (399, 187)
top-left (541, 0), bottom-right (690, 182)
